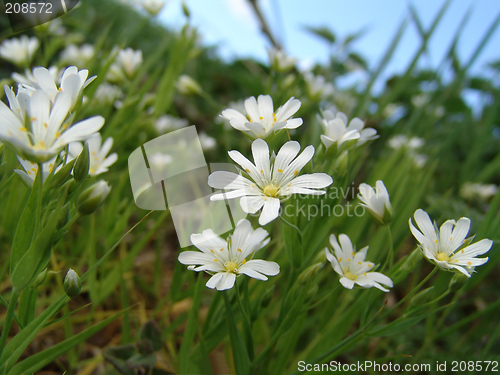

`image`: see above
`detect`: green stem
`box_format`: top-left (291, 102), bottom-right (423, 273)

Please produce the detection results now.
top-left (35, 163), bottom-right (44, 237)
top-left (235, 282), bottom-right (254, 360)
top-left (0, 289), bottom-right (20, 358)
top-left (0, 295), bottom-right (22, 329)
top-left (382, 225), bottom-right (394, 271)
top-left (279, 214), bottom-right (302, 244)
top-left (380, 267), bottom-right (439, 321)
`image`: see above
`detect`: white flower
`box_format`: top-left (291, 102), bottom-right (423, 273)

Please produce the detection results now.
top-left (17, 66), bottom-right (95, 110)
top-left (221, 95), bottom-right (303, 139)
top-left (208, 139), bottom-right (333, 225)
top-left (14, 156), bottom-right (57, 187)
top-left (268, 47), bottom-right (297, 72)
top-left (175, 75), bottom-right (202, 95)
top-left (325, 234), bottom-right (393, 292)
top-left (358, 180), bottom-right (393, 226)
top-left (411, 93), bottom-right (430, 107)
top-left (68, 133), bottom-right (117, 176)
top-left (0, 85), bottom-right (104, 163)
top-left (12, 66), bottom-right (60, 87)
top-left (94, 83), bottom-right (123, 106)
top-left (142, 0), bottom-right (165, 15)
top-left (148, 152), bottom-right (173, 168)
top-left (387, 135), bottom-right (427, 167)
top-left (319, 110), bottom-right (378, 152)
top-left (61, 44), bottom-right (95, 67)
top-left (178, 219), bottom-right (279, 291)
top-left (413, 154), bottom-right (428, 168)
top-left (0, 36), bottom-right (39, 67)
top-left (199, 132), bottom-right (216, 150)
top-left (304, 72), bottom-right (334, 99)
top-left (387, 135), bottom-right (424, 150)
top-left (409, 209), bottom-right (493, 277)
top-left (154, 114), bottom-right (188, 133)
top-left (460, 182), bottom-right (498, 201)
top-left (108, 48), bottom-right (143, 80)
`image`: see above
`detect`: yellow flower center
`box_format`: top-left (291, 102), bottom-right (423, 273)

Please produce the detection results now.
top-left (436, 252), bottom-right (450, 262)
top-left (225, 261), bottom-right (238, 273)
top-left (345, 271), bottom-right (358, 280)
top-left (263, 184), bottom-right (279, 197)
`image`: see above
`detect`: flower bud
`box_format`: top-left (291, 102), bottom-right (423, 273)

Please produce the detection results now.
top-left (64, 269), bottom-right (82, 298)
top-left (401, 249), bottom-right (423, 273)
top-left (30, 268), bottom-right (48, 289)
top-left (358, 180), bottom-right (393, 226)
top-left (182, 0), bottom-right (191, 18)
top-left (448, 273), bottom-right (468, 292)
top-left (175, 75), bottom-right (202, 96)
top-left (142, 0), bottom-right (165, 16)
top-left (410, 286), bottom-right (434, 307)
top-left (51, 159), bottom-right (76, 188)
top-left (77, 180), bottom-right (111, 215)
top-left (298, 262), bottom-right (323, 284)
top-left (74, 143), bottom-right (90, 183)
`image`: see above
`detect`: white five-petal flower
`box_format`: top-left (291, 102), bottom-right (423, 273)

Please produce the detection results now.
top-left (304, 72), bottom-right (334, 99)
top-left (12, 66), bottom-right (60, 88)
top-left (358, 180), bottom-right (393, 226)
top-left (68, 133), bottom-right (117, 176)
top-left (222, 95), bottom-right (303, 139)
top-left (18, 66), bottom-right (95, 110)
top-left (60, 44), bottom-right (95, 67)
top-left (154, 114), bottom-right (188, 133)
top-left (14, 156), bottom-right (57, 187)
top-left (319, 110), bottom-right (378, 153)
top-left (108, 48), bottom-right (143, 80)
top-left (409, 209), bottom-right (493, 277)
top-left (208, 139), bottom-right (333, 225)
top-left (0, 85), bottom-right (104, 163)
top-left (325, 234), bottom-right (393, 292)
top-left (268, 48), bottom-right (298, 72)
top-left (0, 36), bottom-right (39, 67)
top-left (142, 0), bottom-right (165, 16)
top-left (178, 219), bottom-right (279, 291)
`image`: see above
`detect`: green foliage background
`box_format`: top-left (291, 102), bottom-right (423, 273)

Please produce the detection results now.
top-left (0, 0), bottom-right (499, 373)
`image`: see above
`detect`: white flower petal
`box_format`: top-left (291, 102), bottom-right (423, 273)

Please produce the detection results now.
top-left (340, 277), bottom-right (355, 289)
top-left (259, 198), bottom-right (281, 225)
top-left (240, 195), bottom-right (265, 214)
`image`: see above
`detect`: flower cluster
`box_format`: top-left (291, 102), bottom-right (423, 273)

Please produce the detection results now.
top-left (0, 57), bottom-right (117, 198)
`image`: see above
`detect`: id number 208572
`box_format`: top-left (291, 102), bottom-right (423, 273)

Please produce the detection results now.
top-left (5, 2), bottom-right (53, 14)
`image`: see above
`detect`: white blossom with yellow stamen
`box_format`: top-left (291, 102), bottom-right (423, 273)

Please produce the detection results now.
top-left (108, 48), bottom-right (143, 80)
top-left (178, 219), bottom-right (279, 291)
top-left (208, 139), bottom-right (332, 225)
top-left (325, 234), bottom-right (393, 292)
top-left (0, 85), bottom-right (104, 163)
top-left (409, 209), bottom-right (492, 277)
top-left (17, 66), bottom-right (95, 110)
top-left (68, 133), bottom-right (117, 176)
top-left (61, 44), bottom-right (95, 67)
top-left (0, 36), bottom-right (39, 67)
top-left (14, 156), bottom-right (57, 187)
top-left (221, 95), bottom-right (303, 139)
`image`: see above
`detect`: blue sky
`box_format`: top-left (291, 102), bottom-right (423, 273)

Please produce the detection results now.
top-left (159, 0), bottom-right (500, 88)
